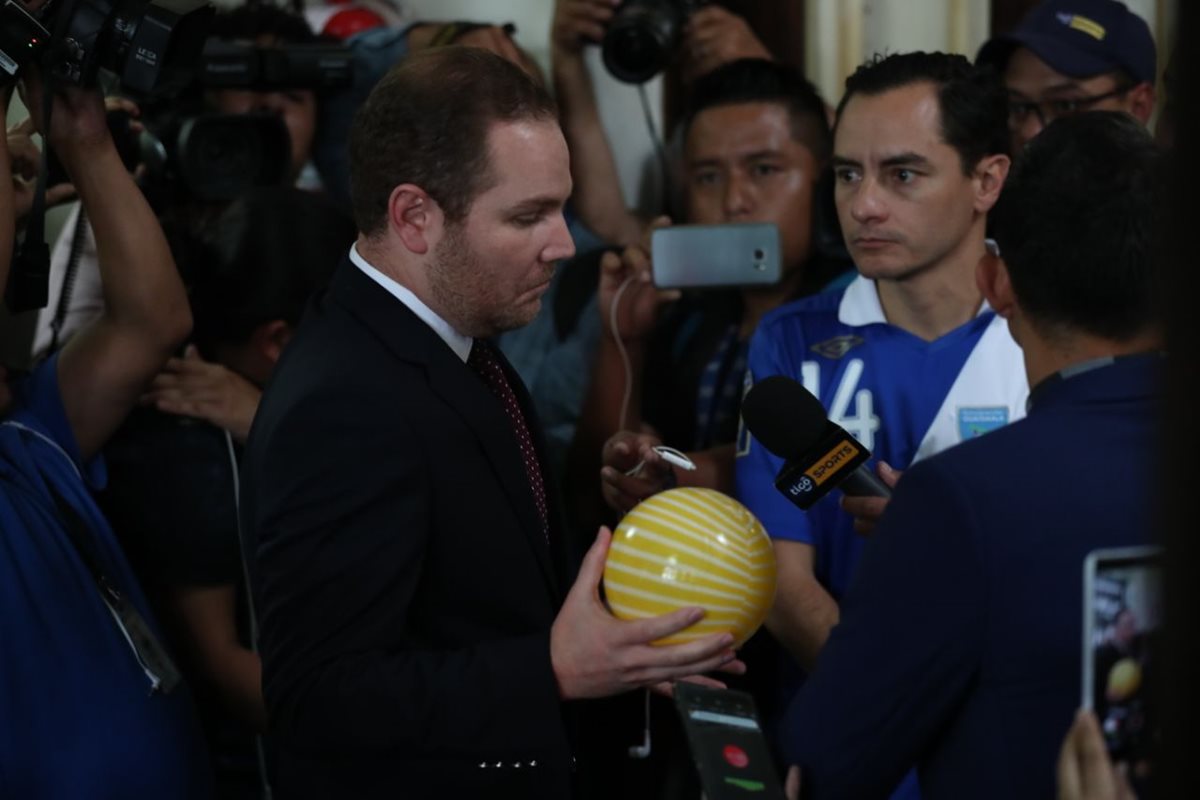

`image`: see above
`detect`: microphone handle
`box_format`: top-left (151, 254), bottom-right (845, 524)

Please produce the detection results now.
top-left (841, 465), bottom-right (893, 498)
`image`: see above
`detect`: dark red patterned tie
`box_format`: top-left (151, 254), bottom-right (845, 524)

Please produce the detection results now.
top-left (468, 340), bottom-right (550, 540)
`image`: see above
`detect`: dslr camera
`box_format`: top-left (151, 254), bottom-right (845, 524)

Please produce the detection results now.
top-left (0, 0), bottom-right (213, 98)
top-left (602, 0), bottom-right (706, 84)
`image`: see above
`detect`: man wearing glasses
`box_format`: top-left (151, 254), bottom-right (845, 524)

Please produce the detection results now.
top-left (977, 0), bottom-right (1156, 152)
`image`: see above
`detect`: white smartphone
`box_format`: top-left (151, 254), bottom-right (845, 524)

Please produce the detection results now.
top-left (1081, 545), bottom-right (1162, 762)
top-left (651, 223), bottom-right (782, 289)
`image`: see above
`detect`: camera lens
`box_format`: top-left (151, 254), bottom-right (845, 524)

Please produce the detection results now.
top-left (754, 248), bottom-right (765, 261)
top-left (601, 1), bottom-right (687, 84)
top-left (602, 26), bottom-right (663, 83)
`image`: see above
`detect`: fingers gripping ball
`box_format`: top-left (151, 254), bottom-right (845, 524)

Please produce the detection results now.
top-left (604, 487), bottom-right (776, 646)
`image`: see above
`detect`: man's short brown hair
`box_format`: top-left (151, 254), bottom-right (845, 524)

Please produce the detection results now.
top-left (349, 47), bottom-right (558, 236)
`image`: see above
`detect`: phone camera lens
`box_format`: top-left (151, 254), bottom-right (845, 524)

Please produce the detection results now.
top-left (754, 248), bottom-right (765, 261)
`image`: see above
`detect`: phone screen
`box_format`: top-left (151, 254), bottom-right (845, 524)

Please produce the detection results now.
top-left (1083, 547), bottom-right (1162, 769)
top-left (674, 683), bottom-right (786, 800)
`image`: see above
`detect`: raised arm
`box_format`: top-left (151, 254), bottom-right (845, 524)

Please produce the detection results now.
top-left (24, 77), bottom-right (191, 461)
top-left (551, 0), bottom-right (645, 247)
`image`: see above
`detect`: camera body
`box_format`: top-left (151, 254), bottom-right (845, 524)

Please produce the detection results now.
top-left (198, 38), bottom-right (352, 92)
top-left (152, 39), bottom-right (352, 200)
top-left (45, 36), bottom-right (353, 201)
top-left (601, 0), bottom-right (705, 84)
top-left (133, 38), bottom-right (352, 201)
top-left (0, 0), bottom-right (213, 98)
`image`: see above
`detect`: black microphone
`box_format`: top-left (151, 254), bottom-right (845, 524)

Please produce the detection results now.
top-left (742, 375), bottom-right (892, 510)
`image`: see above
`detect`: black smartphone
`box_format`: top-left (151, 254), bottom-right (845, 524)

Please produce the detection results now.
top-left (673, 682), bottom-right (787, 799)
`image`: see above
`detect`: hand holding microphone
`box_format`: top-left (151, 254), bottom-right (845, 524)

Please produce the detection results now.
top-left (840, 462), bottom-right (902, 535)
top-left (741, 375), bottom-right (894, 511)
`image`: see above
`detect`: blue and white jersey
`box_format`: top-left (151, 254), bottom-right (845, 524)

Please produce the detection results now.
top-left (735, 275), bottom-right (1028, 601)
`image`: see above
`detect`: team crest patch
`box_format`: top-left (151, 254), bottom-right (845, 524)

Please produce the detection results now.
top-left (810, 335), bottom-right (864, 360)
top-left (958, 407), bottom-right (1009, 440)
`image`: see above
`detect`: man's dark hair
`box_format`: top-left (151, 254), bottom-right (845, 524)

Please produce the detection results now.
top-left (349, 47), bottom-right (558, 236)
top-left (991, 112), bottom-right (1160, 341)
top-left (683, 58), bottom-right (832, 162)
top-left (184, 187), bottom-right (356, 351)
top-left (835, 52), bottom-right (1009, 172)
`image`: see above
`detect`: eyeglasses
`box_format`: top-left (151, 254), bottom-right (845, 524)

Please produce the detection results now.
top-left (1007, 85), bottom-right (1133, 129)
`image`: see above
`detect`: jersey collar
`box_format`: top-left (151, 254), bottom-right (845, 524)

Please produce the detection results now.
top-left (837, 275), bottom-right (995, 328)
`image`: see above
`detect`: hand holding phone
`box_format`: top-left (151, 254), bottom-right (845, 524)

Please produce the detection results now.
top-left (1081, 546), bottom-right (1161, 777)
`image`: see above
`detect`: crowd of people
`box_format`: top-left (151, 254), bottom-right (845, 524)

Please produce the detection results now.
top-left (0, 0), bottom-right (1184, 798)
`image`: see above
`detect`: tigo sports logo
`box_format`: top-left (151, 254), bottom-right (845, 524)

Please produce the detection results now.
top-left (805, 441), bottom-right (860, 486)
top-left (788, 476), bottom-right (815, 497)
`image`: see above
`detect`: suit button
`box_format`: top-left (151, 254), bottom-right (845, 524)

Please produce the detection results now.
top-left (494, 761), bottom-right (503, 768)
top-left (479, 762), bottom-right (488, 769)
top-left (530, 759), bottom-right (538, 767)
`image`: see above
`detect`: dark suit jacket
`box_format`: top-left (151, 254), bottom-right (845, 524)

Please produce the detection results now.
top-left (779, 354), bottom-right (1162, 799)
top-left (241, 258), bottom-right (582, 799)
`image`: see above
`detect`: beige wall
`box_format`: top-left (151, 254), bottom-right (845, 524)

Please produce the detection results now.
top-left (806, 0), bottom-right (993, 106)
top-left (401, 0), bottom-right (665, 214)
top-left (805, 0), bottom-right (1175, 110)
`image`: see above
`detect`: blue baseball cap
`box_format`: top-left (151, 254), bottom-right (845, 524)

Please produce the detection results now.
top-left (977, 0), bottom-right (1157, 85)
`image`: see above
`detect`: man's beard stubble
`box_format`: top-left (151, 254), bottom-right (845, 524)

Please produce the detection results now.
top-left (428, 223), bottom-right (548, 339)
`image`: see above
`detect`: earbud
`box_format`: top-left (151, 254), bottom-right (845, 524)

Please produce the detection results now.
top-left (627, 689), bottom-right (652, 759)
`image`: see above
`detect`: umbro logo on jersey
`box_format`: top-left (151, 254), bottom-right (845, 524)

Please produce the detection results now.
top-left (810, 335), bottom-right (864, 360)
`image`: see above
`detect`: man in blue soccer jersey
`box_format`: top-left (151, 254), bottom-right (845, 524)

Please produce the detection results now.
top-left (734, 55), bottom-right (1027, 799)
top-left (777, 111), bottom-right (1161, 799)
top-left (737, 51), bottom-right (1026, 674)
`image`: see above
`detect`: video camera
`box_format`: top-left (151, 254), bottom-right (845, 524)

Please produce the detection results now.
top-left (198, 37), bottom-right (352, 91)
top-left (46, 38), bottom-right (353, 202)
top-left (143, 39), bottom-right (352, 199)
top-left (0, 0), bottom-right (213, 98)
top-left (602, 0), bottom-right (706, 84)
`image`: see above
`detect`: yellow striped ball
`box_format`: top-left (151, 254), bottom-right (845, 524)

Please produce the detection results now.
top-left (604, 487), bottom-right (777, 647)
top-left (1106, 658), bottom-right (1142, 702)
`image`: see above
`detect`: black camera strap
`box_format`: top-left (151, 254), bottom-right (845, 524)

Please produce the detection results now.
top-left (42, 476), bottom-right (182, 694)
top-left (4, 79), bottom-right (53, 313)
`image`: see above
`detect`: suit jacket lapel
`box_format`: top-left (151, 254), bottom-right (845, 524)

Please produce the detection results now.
top-left (327, 259), bottom-right (561, 600)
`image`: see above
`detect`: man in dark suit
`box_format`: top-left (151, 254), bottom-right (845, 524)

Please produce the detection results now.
top-left (240, 47), bottom-right (743, 799)
top-left (776, 112), bottom-right (1162, 798)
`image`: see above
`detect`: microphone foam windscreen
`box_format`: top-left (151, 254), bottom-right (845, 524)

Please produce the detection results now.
top-left (741, 375), bottom-right (828, 458)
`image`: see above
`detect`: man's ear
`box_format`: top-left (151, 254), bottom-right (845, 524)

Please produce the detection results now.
top-left (1127, 82), bottom-right (1157, 126)
top-left (972, 154), bottom-right (1010, 214)
top-left (976, 247), bottom-right (1017, 319)
top-left (387, 184), bottom-right (442, 255)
